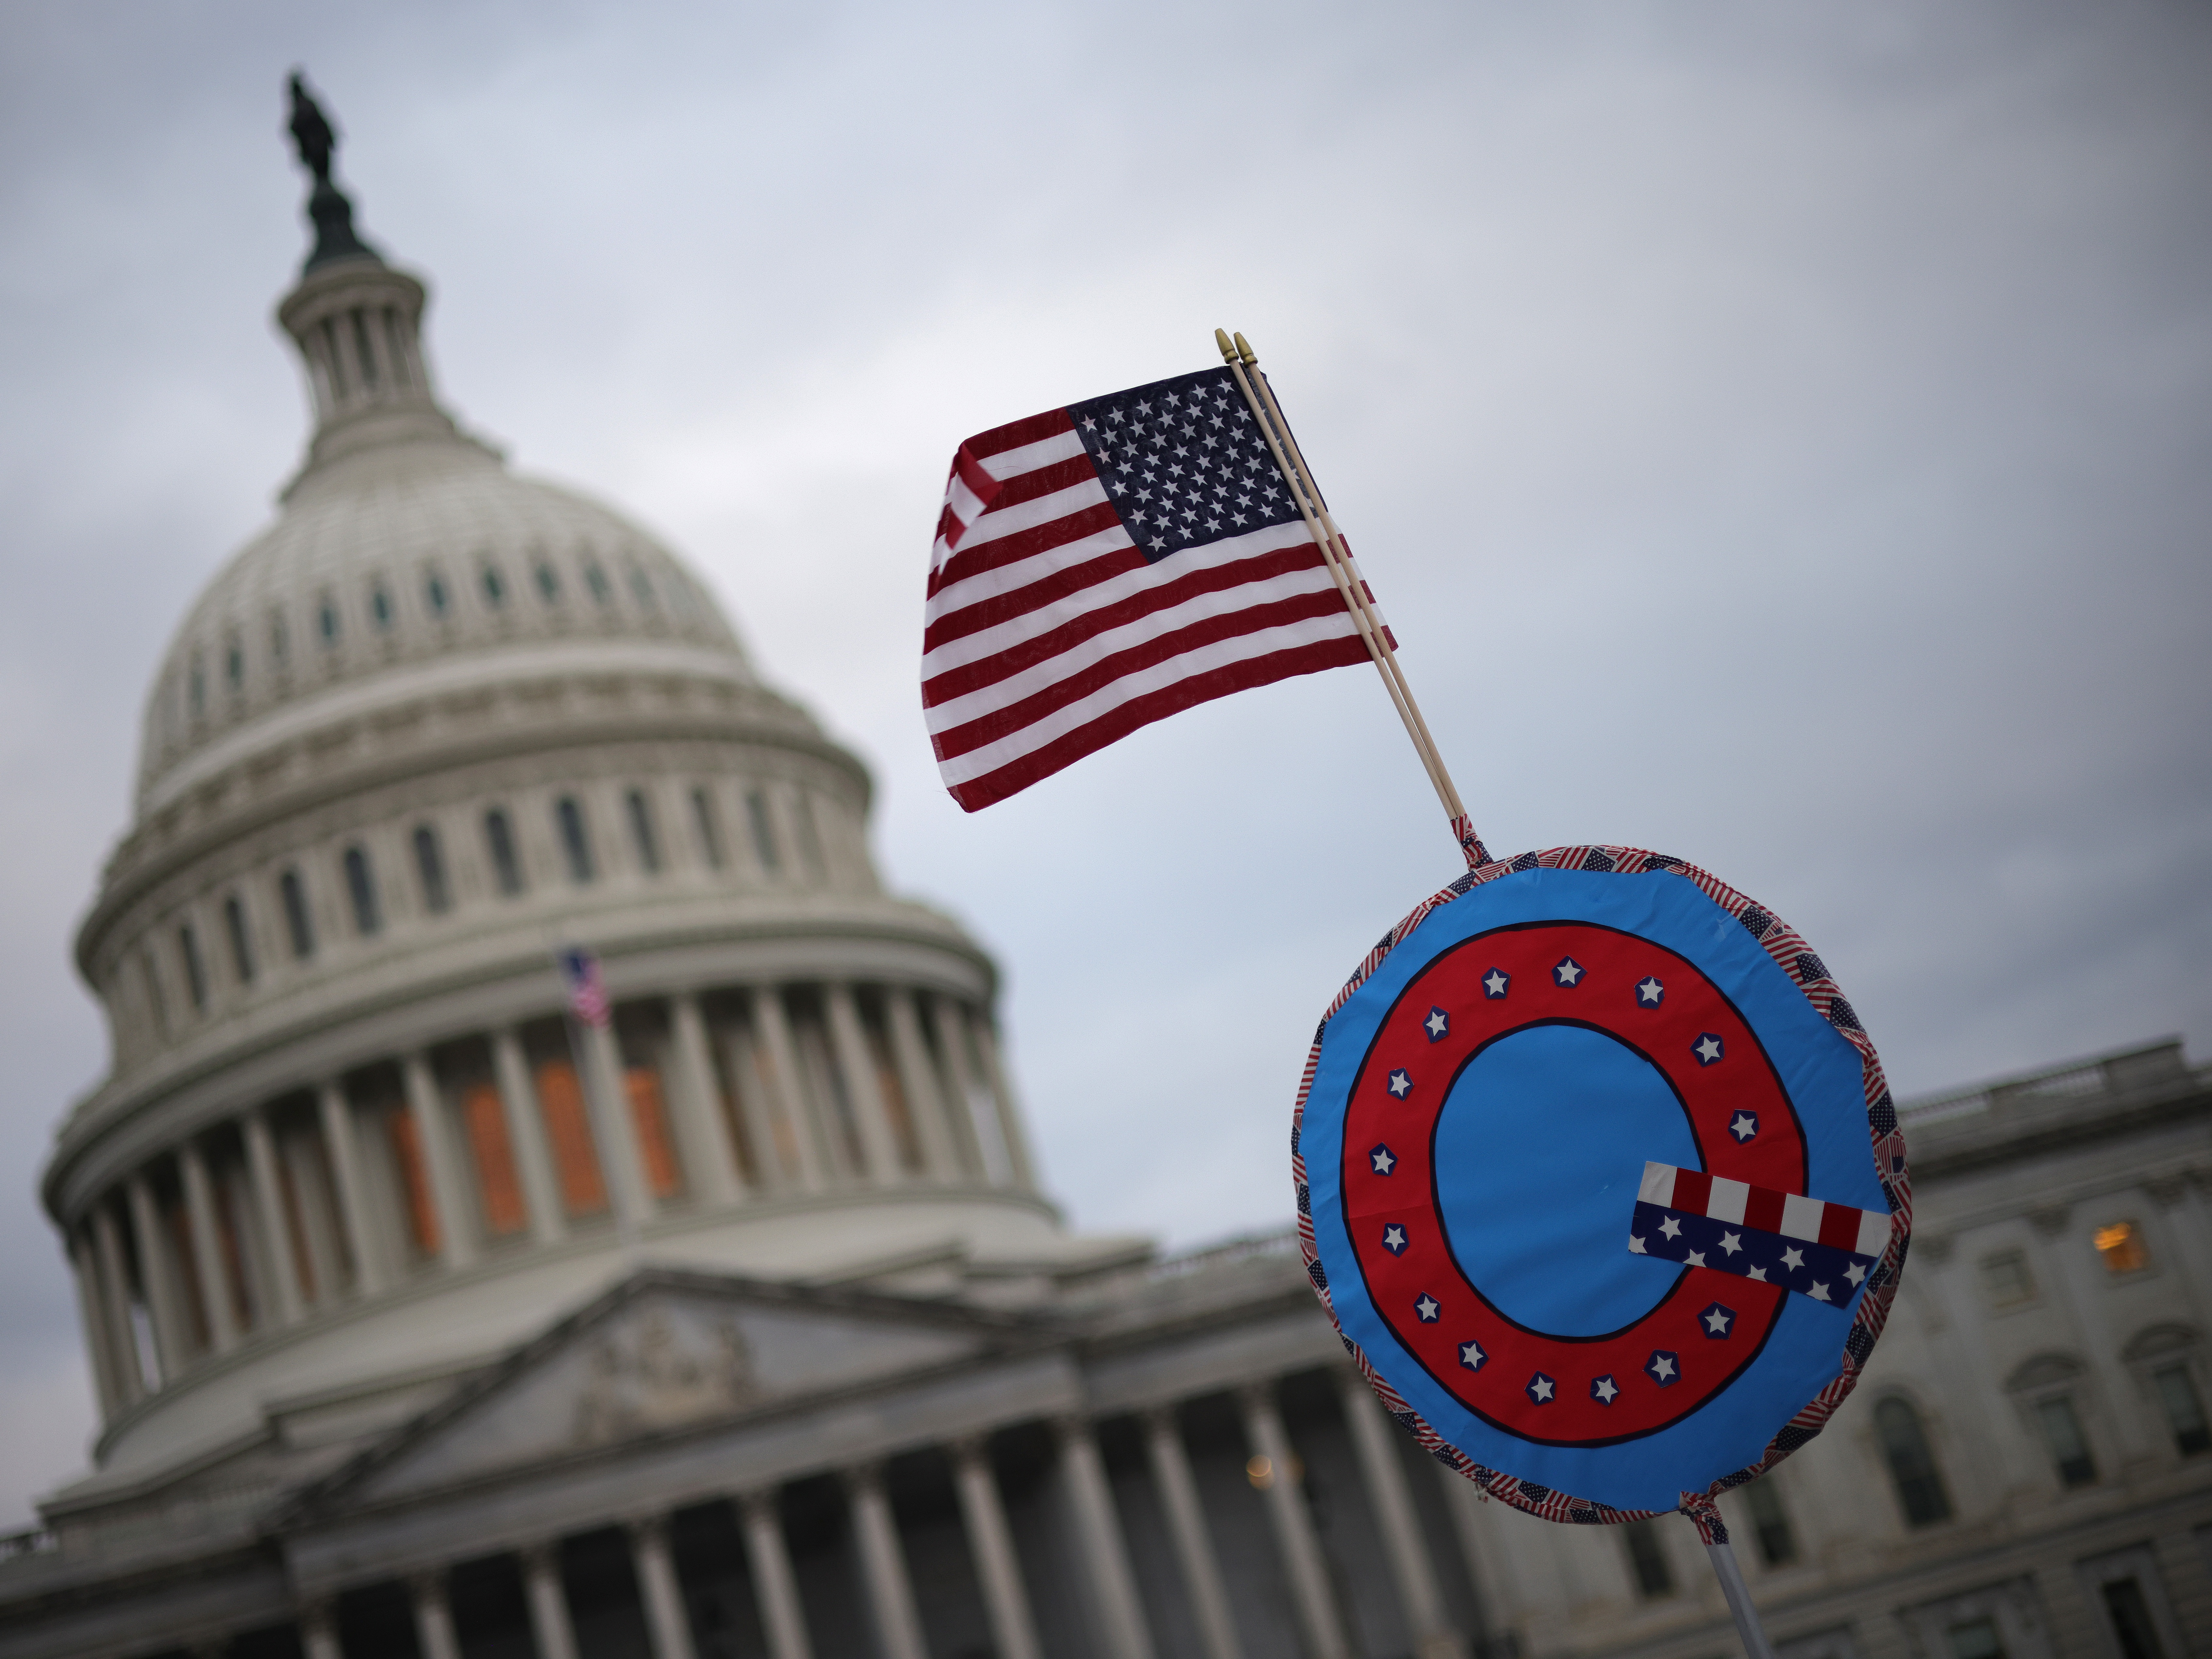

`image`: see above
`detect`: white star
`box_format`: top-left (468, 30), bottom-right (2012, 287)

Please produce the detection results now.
top-left (1730, 1113), bottom-right (1758, 1141)
top-left (1530, 1376), bottom-right (1554, 1402)
top-left (1593, 1376), bottom-right (1618, 1403)
top-left (1415, 1294), bottom-right (1440, 1321)
top-left (1719, 1231), bottom-right (1742, 1255)
top-left (1659, 1216), bottom-right (1682, 1240)
top-left (1844, 1262), bottom-right (1867, 1285)
top-left (1637, 977), bottom-right (1663, 1004)
top-left (1555, 958), bottom-right (1584, 986)
top-left (1426, 1009), bottom-right (1448, 1038)
top-left (1695, 1035), bottom-right (1723, 1065)
top-left (1747, 1265), bottom-right (1768, 1282)
top-left (1109, 481), bottom-right (1127, 496)
top-left (1231, 513), bottom-right (1249, 527)
top-left (1781, 1246), bottom-right (1805, 1272)
top-left (1703, 1306), bottom-right (1731, 1335)
top-left (1460, 1341), bottom-right (1485, 1368)
top-left (1808, 1281), bottom-right (1832, 1302)
top-left (1137, 400), bottom-right (1153, 414)
top-left (1483, 970), bottom-right (1508, 997)
top-left (1387, 1070), bottom-right (1411, 1098)
top-left (1650, 1354), bottom-right (1677, 1381)
top-left (1371, 1147), bottom-right (1396, 1175)
top-left (1628, 1234), bottom-right (1648, 1255)
top-left (1383, 1225), bottom-right (1406, 1252)
top-left (1684, 1249), bottom-right (1707, 1268)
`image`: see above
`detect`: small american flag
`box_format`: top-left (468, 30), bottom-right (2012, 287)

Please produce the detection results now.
top-left (925, 365), bottom-right (1381, 812)
top-left (557, 945), bottom-right (610, 1029)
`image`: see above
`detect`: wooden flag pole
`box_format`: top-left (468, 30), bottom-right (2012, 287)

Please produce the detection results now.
top-left (1215, 328), bottom-right (1478, 855)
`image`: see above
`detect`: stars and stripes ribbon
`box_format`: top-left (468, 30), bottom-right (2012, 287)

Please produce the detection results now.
top-left (924, 366), bottom-right (1383, 812)
top-left (1629, 1160), bottom-right (1890, 1305)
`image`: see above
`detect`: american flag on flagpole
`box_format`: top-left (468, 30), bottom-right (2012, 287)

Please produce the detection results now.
top-left (925, 365), bottom-right (1385, 812)
top-left (557, 945), bottom-right (611, 1029)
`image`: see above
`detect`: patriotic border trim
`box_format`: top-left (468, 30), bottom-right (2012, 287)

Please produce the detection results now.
top-left (1289, 843), bottom-right (1910, 1541)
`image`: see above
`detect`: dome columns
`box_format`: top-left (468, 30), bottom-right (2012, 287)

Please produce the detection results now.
top-left (58, 978), bottom-right (1038, 1435)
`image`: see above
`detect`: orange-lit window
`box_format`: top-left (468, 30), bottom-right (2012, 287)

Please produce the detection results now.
top-left (386, 1109), bottom-right (442, 1258)
top-left (2094, 1221), bottom-right (2149, 1274)
top-left (625, 1066), bottom-right (683, 1199)
top-left (534, 1059), bottom-right (608, 1217)
top-left (462, 1082), bottom-right (527, 1236)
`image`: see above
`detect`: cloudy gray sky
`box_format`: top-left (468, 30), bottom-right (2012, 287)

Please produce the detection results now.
top-left (2, 0), bottom-right (2207, 1527)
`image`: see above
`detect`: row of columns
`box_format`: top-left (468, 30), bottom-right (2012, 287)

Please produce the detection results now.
top-left (282, 1376), bottom-right (1475, 1659)
top-left (69, 983), bottom-right (1035, 1417)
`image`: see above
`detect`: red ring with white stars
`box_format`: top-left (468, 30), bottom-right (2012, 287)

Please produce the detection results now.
top-left (1342, 921), bottom-right (1810, 1446)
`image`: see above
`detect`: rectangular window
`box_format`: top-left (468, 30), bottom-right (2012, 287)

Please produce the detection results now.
top-left (1621, 1518), bottom-right (1673, 1598)
top-left (625, 788), bottom-right (661, 875)
top-left (556, 795), bottom-right (595, 884)
top-left (691, 787), bottom-right (723, 870)
top-left (413, 824), bottom-right (451, 914)
top-left (343, 845), bottom-right (381, 935)
top-left (624, 1065), bottom-right (684, 1199)
top-left (223, 894), bottom-right (255, 985)
top-left (484, 808), bottom-right (524, 896)
top-left (2101, 1578), bottom-right (2167, 1659)
top-left (746, 788), bottom-right (779, 875)
top-left (1979, 1249), bottom-right (2035, 1309)
top-left (793, 791), bottom-right (827, 881)
top-left (384, 1107), bottom-right (441, 1259)
top-left (460, 1081), bottom-right (527, 1237)
top-left (2037, 1395), bottom-right (2097, 1487)
top-left (281, 867), bottom-right (316, 959)
top-left (1744, 1477), bottom-right (1797, 1566)
top-left (2155, 1364), bottom-right (2210, 1455)
top-left (2095, 1221), bottom-right (2150, 1274)
top-left (178, 925), bottom-right (208, 1012)
top-left (1947, 1619), bottom-right (2004, 1659)
top-left (533, 1058), bottom-right (608, 1218)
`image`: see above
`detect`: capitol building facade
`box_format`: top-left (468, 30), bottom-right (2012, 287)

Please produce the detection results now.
top-left (4, 121), bottom-right (2211, 1659)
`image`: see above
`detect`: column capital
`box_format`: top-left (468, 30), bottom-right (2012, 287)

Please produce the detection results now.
top-left (624, 1511), bottom-right (670, 1547)
top-left (517, 1538), bottom-right (564, 1573)
top-left (1050, 1412), bottom-right (1098, 1447)
top-left (1235, 1380), bottom-right (1280, 1414)
top-left (1139, 1402), bottom-right (1184, 1435)
top-left (946, 1431), bottom-right (993, 1467)
top-left (406, 1566), bottom-right (449, 1604)
top-left (737, 1484), bottom-right (784, 1522)
top-left (840, 1459), bottom-right (887, 1497)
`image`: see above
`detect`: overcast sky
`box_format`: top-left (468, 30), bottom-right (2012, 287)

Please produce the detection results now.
top-left (1, 0), bottom-right (2207, 1528)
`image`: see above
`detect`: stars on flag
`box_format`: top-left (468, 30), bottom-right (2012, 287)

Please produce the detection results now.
top-left (1627, 1232), bottom-right (1648, 1254)
top-left (1684, 1248), bottom-right (1707, 1268)
top-left (1590, 1375), bottom-right (1620, 1405)
top-left (1781, 1246), bottom-right (1805, 1272)
top-left (1425, 1006), bottom-right (1450, 1042)
top-left (1459, 1340), bottom-right (1487, 1372)
top-left (1719, 1231), bottom-right (1742, 1255)
top-left (1552, 957), bottom-right (1585, 988)
top-left (1069, 374), bottom-right (1295, 564)
top-left (1729, 1110), bottom-right (1760, 1142)
top-left (1658, 1215), bottom-right (1682, 1240)
top-left (1414, 1293), bottom-right (1441, 1323)
top-left (1386, 1068), bottom-right (1413, 1099)
top-left (1382, 1224), bottom-right (1410, 1256)
top-left (1526, 1373), bottom-right (1556, 1405)
top-left (1482, 968), bottom-right (1510, 1000)
top-left (1692, 1032), bottom-right (1725, 1066)
top-left (1808, 1281), bottom-right (1832, 1302)
top-left (1844, 1260), bottom-right (1868, 1286)
top-left (1635, 976), bottom-right (1665, 1006)
top-left (1646, 1350), bottom-right (1680, 1387)
top-left (1369, 1143), bottom-right (1397, 1176)
top-left (1700, 1302), bottom-right (1736, 1339)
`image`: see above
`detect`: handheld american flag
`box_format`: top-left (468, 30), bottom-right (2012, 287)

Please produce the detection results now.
top-left (925, 364), bottom-right (1390, 812)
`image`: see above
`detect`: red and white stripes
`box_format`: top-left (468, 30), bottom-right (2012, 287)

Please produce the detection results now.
top-left (1638, 1161), bottom-right (1890, 1259)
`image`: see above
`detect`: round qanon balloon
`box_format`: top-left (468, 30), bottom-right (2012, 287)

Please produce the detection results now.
top-left (1294, 845), bottom-right (1910, 1530)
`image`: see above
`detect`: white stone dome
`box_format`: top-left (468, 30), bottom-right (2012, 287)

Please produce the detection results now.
top-left (138, 264), bottom-right (752, 818)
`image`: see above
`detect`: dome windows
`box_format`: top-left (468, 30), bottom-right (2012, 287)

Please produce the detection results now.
top-left (343, 844), bottom-right (382, 935)
top-left (625, 789), bottom-right (661, 875)
top-left (627, 566), bottom-right (656, 611)
top-left (481, 564), bottom-right (507, 609)
top-left (745, 789), bottom-right (780, 877)
top-left (318, 595), bottom-right (341, 646)
top-left (425, 570), bottom-right (450, 619)
top-left (483, 809), bottom-right (525, 897)
top-left (690, 788), bottom-right (724, 870)
top-left (223, 894), bottom-right (255, 985)
top-left (270, 610), bottom-right (289, 668)
top-left (584, 563), bottom-right (612, 606)
top-left (413, 825), bottom-right (451, 915)
top-left (370, 584), bottom-right (394, 631)
top-left (188, 655), bottom-right (206, 719)
top-left (177, 924), bottom-right (208, 1013)
top-left (555, 796), bottom-right (595, 884)
top-left (535, 562), bottom-right (561, 604)
top-left (280, 868), bottom-right (315, 959)
top-left (225, 639), bottom-right (245, 694)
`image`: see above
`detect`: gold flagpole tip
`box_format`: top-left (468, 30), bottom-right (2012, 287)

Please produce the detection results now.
top-left (1213, 327), bottom-right (1237, 363)
top-left (1232, 331), bottom-right (1257, 365)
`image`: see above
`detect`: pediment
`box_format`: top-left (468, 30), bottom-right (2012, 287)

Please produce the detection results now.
top-left (336, 1270), bottom-right (1023, 1506)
